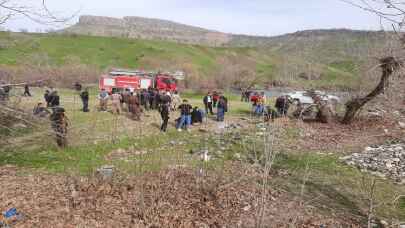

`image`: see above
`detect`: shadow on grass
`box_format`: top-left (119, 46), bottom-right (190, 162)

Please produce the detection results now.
top-left (304, 180), bottom-right (367, 222)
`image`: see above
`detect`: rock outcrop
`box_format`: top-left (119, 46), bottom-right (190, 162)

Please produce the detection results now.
top-left (65, 15), bottom-right (232, 46)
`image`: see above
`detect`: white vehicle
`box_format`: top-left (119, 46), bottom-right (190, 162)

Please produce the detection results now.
top-left (286, 90), bottom-right (340, 105)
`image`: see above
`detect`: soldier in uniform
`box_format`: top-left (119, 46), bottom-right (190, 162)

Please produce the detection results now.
top-left (128, 92), bottom-right (141, 121)
top-left (50, 107), bottom-right (69, 147)
top-left (159, 100), bottom-right (170, 132)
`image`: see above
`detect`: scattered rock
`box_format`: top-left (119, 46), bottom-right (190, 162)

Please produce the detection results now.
top-left (399, 122), bottom-right (405, 129)
top-left (243, 205), bottom-right (251, 211)
top-left (367, 108), bottom-right (386, 119)
top-left (12, 123), bottom-right (27, 129)
top-left (380, 220), bottom-right (388, 227)
top-left (199, 128), bottom-right (209, 133)
top-left (96, 165), bottom-right (115, 181)
top-left (341, 143), bottom-right (405, 182)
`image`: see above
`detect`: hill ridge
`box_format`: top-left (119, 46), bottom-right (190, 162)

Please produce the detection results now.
top-left (65, 15), bottom-right (388, 47)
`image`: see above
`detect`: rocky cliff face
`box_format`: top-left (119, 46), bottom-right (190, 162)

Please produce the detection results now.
top-left (65, 16), bottom-right (389, 49)
top-left (66, 15), bottom-right (232, 46)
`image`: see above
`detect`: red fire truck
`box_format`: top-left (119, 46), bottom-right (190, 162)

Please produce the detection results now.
top-left (99, 69), bottom-right (183, 93)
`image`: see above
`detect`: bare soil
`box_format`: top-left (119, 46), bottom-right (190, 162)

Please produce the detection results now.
top-left (284, 117), bottom-right (404, 154)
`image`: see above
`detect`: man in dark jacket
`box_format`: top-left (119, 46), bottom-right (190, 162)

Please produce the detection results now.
top-left (159, 101), bottom-right (170, 132)
top-left (74, 82), bottom-right (82, 92)
top-left (217, 94), bottom-right (228, 122)
top-left (153, 89), bottom-right (160, 109)
top-left (275, 95), bottom-right (290, 116)
top-left (203, 92), bottom-right (213, 115)
top-left (80, 88), bottom-right (90, 112)
top-left (176, 99), bottom-right (193, 131)
top-left (44, 90), bottom-right (51, 107)
top-left (49, 91), bottom-right (60, 108)
top-left (191, 106), bottom-right (204, 124)
top-left (160, 91), bottom-right (172, 107)
top-left (23, 84), bottom-right (31, 97)
top-left (148, 88), bottom-right (155, 110)
top-left (140, 89), bottom-right (149, 111)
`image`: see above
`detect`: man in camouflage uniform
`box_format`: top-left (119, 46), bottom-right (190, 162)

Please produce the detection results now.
top-left (50, 107), bottom-right (69, 147)
top-left (128, 92), bottom-right (141, 121)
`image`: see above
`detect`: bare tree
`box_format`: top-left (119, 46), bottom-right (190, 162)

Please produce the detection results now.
top-left (340, 0), bottom-right (405, 124)
top-left (0, 0), bottom-right (76, 25)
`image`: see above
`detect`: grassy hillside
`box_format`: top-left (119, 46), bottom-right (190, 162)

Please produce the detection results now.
top-left (0, 32), bottom-right (224, 69)
top-left (0, 30), bottom-right (381, 90)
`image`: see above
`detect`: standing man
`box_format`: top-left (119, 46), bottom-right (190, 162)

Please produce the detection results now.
top-left (111, 91), bottom-right (122, 114)
top-left (275, 95), bottom-right (290, 116)
top-left (23, 84), bottom-right (31, 97)
top-left (140, 89), bottom-right (150, 111)
top-left (160, 91), bottom-right (172, 108)
top-left (148, 87), bottom-right (155, 110)
top-left (255, 95), bottom-right (264, 116)
top-left (80, 88), bottom-right (90, 112)
top-left (203, 92), bottom-right (214, 115)
top-left (121, 89), bottom-right (131, 112)
top-left (171, 91), bottom-right (181, 111)
top-left (212, 91), bottom-right (219, 108)
top-left (176, 99), bottom-right (192, 132)
top-left (217, 94), bottom-right (228, 122)
top-left (128, 92), bottom-right (141, 121)
top-left (153, 88), bottom-right (160, 110)
top-left (159, 99), bottom-right (170, 132)
top-left (50, 107), bottom-right (69, 147)
top-left (98, 88), bottom-right (109, 111)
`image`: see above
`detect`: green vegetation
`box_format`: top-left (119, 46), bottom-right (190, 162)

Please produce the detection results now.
top-left (0, 31), bottom-right (371, 90)
top-left (1, 88), bottom-right (405, 223)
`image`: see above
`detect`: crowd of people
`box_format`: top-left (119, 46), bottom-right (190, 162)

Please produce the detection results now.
top-left (3, 81), bottom-right (232, 147)
top-left (243, 90), bottom-right (292, 121)
top-left (2, 80), bottom-right (301, 148)
top-left (75, 86), bottom-right (229, 133)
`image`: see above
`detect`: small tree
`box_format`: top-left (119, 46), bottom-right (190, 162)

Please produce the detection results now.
top-left (342, 57), bottom-right (402, 123)
top-left (341, 0), bottom-right (405, 124)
